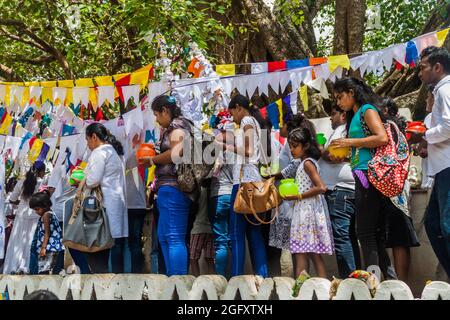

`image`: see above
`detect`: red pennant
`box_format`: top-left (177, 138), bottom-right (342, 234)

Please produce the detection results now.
top-left (260, 106), bottom-right (267, 119)
top-left (395, 61), bottom-right (403, 70)
top-left (268, 61), bottom-right (286, 72)
top-left (115, 74), bottom-right (131, 87)
top-left (95, 107), bottom-right (104, 121)
top-left (29, 136), bottom-right (37, 149)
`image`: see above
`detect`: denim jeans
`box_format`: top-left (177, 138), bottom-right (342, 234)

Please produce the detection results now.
top-left (110, 209), bottom-right (147, 273)
top-left (157, 185), bottom-right (192, 276)
top-left (425, 167), bottom-right (450, 277)
top-left (209, 194), bottom-right (231, 277)
top-left (325, 187), bottom-right (361, 278)
top-left (69, 248), bottom-right (90, 274)
top-left (229, 185), bottom-right (268, 278)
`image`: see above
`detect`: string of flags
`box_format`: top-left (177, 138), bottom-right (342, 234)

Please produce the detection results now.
top-left (0, 26), bottom-right (448, 178)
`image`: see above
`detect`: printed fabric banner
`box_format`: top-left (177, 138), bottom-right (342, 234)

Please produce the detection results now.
top-left (0, 157), bottom-right (5, 259)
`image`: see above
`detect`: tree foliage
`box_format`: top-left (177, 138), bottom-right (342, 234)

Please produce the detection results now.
top-left (0, 0), bottom-right (231, 81)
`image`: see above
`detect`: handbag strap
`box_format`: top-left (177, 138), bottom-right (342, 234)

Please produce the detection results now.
top-left (243, 186), bottom-right (280, 226)
top-left (239, 117), bottom-right (268, 184)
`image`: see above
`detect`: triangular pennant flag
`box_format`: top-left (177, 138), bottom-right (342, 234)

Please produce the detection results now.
top-left (246, 74), bottom-right (259, 98)
top-left (122, 106), bottom-right (144, 136)
top-left (130, 70), bottom-right (150, 91)
top-left (0, 85), bottom-right (6, 103)
top-left (52, 87), bottom-right (67, 106)
top-left (28, 138), bottom-right (44, 162)
top-left (65, 88), bottom-right (73, 106)
top-left (148, 81), bottom-right (169, 105)
top-left (267, 72), bottom-right (281, 93)
top-left (122, 84), bottom-right (140, 107)
top-left (89, 87), bottom-right (97, 110)
top-left (75, 78), bottom-right (94, 87)
top-left (36, 142), bottom-right (50, 163)
top-left (307, 78), bottom-right (329, 99)
top-left (267, 102), bottom-right (280, 129)
top-left (300, 85), bottom-right (308, 112)
top-left (0, 113), bottom-right (12, 135)
top-left (405, 41), bottom-right (419, 67)
top-left (220, 78), bottom-right (233, 96)
top-left (187, 57), bottom-right (204, 78)
top-left (113, 73), bottom-right (131, 86)
top-left (279, 70), bottom-right (291, 93)
top-left (255, 73), bottom-right (269, 97)
top-left (95, 76), bottom-right (114, 86)
top-left (260, 106), bottom-right (267, 119)
top-left (30, 86), bottom-right (42, 103)
top-left (282, 95), bottom-right (293, 123)
top-left (10, 85), bottom-right (24, 106)
top-left (288, 70), bottom-right (301, 93)
top-left (72, 87), bottom-right (90, 107)
top-left (328, 55), bottom-right (351, 73)
top-left (251, 62), bottom-right (268, 74)
top-left (41, 87), bottom-right (53, 104)
top-left (21, 87), bottom-right (30, 108)
top-left (275, 98), bottom-right (283, 128)
top-left (97, 86), bottom-right (115, 107)
top-left (437, 28), bottom-right (450, 47)
top-left (290, 90), bottom-right (298, 115)
top-left (216, 64), bottom-right (235, 76)
top-left (414, 33), bottom-right (438, 54)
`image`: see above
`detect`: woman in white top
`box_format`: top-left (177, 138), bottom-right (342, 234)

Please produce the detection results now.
top-left (84, 122), bottom-right (128, 273)
top-left (216, 94), bottom-right (270, 277)
top-left (3, 161), bottom-right (46, 274)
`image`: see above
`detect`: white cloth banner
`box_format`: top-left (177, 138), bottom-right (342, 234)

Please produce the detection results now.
top-left (122, 106), bottom-right (144, 137)
top-left (72, 87), bottom-right (90, 107)
top-left (122, 84), bottom-right (140, 108)
top-left (0, 85), bottom-right (6, 103)
top-left (251, 62), bottom-right (268, 74)
top-left (0, 157), bottom-right (5, 259)
top-left (30, 86), bottom-right (42, 102)
top-left (10, 85), bottom-right (24, 105)
top-left (414, 33), bottom-right (438, 54)
top-left (52, 87), bottom-right (67, 106)
top-left (97, 86), bottom-right (115, 107)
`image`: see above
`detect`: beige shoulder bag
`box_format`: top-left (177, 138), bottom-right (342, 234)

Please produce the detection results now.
top-left (233, 118), bottom-right (282, 225)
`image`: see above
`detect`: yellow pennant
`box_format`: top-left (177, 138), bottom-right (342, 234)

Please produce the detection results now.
top-left (66, 88), bottom-right (74, 105)
top-left (300, 85), bottom-right (308, 112)
top-left (146, 165), bottom-right (156, 186)
top-left (328, 55), bottom-right (351, 73)
top-left (58, 80), bottom-right (74, 88)
top-left (95, 76), bottom-right (113, 86)
top-left (22, 87), bottom-right (30, 108)
top-left (0, 113), bottom-right (12, 135)
top-left (75, 78), bottom-right (94, 87)
top-left (216, 64), bottom-right (236, 76)
top-left (437, 28), bottom-right (450, 47)
top-left (41, 87), bottom-right (53, 104)
top-left (4, 85), bottom-right (10, 106)
top-left (275, 98), bottom-right (283, 128)
top-left (130, 70), bottom-right (149, 91)
top-left (28, 138), bottom-right (44, 162)
top-left (89, 87), bottom-right (97, 110)
top-left (40, 81), bottom-right (57, 88)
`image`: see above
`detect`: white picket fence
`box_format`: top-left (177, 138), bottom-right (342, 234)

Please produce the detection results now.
top-left (0, 274), bottom-right (449, 300)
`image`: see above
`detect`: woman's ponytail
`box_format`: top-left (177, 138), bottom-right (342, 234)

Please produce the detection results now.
top-left (85, 122), bottom-right (124, 156)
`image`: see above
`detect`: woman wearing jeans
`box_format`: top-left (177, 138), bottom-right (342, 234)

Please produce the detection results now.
top-left (330, 78), bottom-right (397, 279)
top-left (139, 95), bottom-right (193, 276)
top-left (215, 94), bottom-right (270, 277)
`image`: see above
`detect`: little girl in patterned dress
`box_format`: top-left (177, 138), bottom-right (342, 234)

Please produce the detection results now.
top-left (280, 127), bottom-right (334, 278)
top-left (29, 191), bottom-right (64, 274)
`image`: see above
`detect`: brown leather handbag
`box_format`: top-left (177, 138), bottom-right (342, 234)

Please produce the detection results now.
top-left (233, 119), bottom-right (282, 225)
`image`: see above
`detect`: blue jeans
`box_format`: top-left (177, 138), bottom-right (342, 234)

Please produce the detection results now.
top-left (209, 194), bottom-right (231, 276)
top-left (425, 167), bottom-right (450, 277)
top-left (69, 248), bottom-right (90, 274)
top-left (325, 187), bottom-right (361, 278)
top-left (229, 185), bottom-right (268, 277)
top-left (110, 209), bottom-right (147, 273)
top-left (150, 201), bottom-right (166, 274)
top-left (157, 185), bottom-right (192, 276)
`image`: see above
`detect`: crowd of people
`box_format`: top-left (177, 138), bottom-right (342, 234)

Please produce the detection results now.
top-left (0, 46), bottom-right (449, 285)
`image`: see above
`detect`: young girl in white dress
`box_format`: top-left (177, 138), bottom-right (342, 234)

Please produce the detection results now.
top-left (280, 127), bottom-right (334, 278)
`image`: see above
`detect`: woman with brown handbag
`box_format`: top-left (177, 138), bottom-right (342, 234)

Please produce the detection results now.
top-left (215, 94), bottom-right (272, 277)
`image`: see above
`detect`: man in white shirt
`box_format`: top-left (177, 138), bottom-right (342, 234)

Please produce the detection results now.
top-left (417, 46), bottom-right (450, 277)
top-left (319, 105), bottom-right (361, 278)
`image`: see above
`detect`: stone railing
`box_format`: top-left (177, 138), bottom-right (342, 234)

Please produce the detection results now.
top-left (0, 274), bottom-right (449, 300)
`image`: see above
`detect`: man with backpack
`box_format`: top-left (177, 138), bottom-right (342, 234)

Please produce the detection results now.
top-left (417, 46), bottom-right (450, 278)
